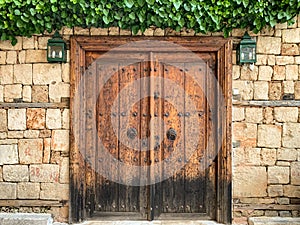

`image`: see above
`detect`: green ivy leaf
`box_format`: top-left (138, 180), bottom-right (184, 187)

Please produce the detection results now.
top-left (173, 0), bottom-right (183, 10)
top-left (124, 0), bottom-right (134, 8)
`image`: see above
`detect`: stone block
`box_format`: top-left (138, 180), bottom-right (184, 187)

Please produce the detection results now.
top-left (30, 164), bottom-right (60, 183)
top-left (143, 27), bottom-right (154, 36)
top-left (3, 165), bottom-right (29, 182)
top-left (233, 107), bottom-right (245, 122)
top-left (0, 109), bottom-right (7, 131)
top-left (0, 166), bottom-right (2, 181)
top-left (269, 82), bottom-right (282, 100)
top-left (0, 85), bottom-right (3, 102)
top-left (233, 147), bottom-right (260, 166)
top-left (40, 183), bottom-right (69, 200)
top-left (43, 138), bottom-right (51, 163)
top-left (26, 108), bottom-right (45, 129)
top-left (296, 56), bottom-right (300, 64)
top-left (240, 65), bottom-right (258, 80)
top-left (0, 183), bottom-right (17, 199)
top-left (253, 81), bottom-right (269, 100)
top-left (0, 213), bottom-right (53, 225)
top-left (37, 37), bottom-right (48, 49)
top-left (17, 182), bottom-right (40, 199)
top-left (273, 65), bottom-right (285, 80)
top-left (25, 50), bottom-right (47, 63)
top-left (268, 55), bottom-right (276, 66)
top-left (90, 27), bottom-right (108, 35)
top-left (276, 56), bottom-right (295, 65)
top-left (274, 107), bottom-right (298, 122)
top-left (268, 185), bottom-right (283, 197)
top-left (282, 44), bottom-right (300, 55)
top-left (23, 37), bottom-right (36, 49)
top-left (283, 123), bottom-right (300, 148)
top-left (268, 166), bottom-right (290, 184)
top-left (24, 130), bottom-right (40, 139)
top-left (6, 51), bottom-right (17, 64)
top-left (232, 65), bottom-right (240, 80)
top-left (232, 81), bottom-right (253, 100)
top-left (233, 122), bottom-right (257, 147)
top-left (32, 85), bottom-right (48, 102)
top-left (0, 37), bottom-right (22, 50)
top-left (286, 65), bottom-right (298, 80)
top-left (51, 130), bottom-right (69, 152)
top-left (120, 29), bottom-right (132, 35)
top-left (233, 166), bottom-right (267, 197)
top-left (283, 80), bottom-right (294, 94)
top-left (258, 66), bottom-right (273, 81)
top-left (257, 37), bottom-right (281, 54)
top-left (295, 81), bottom-right (300, 99)
top-left (249, 217), bottom-right (300, 225)
top-left (282, 28), bottom-right (300, 43)
top-left (261, 148), bottom-right (277, 166)
top-left (7, 131), bottom-right (23, 139)
top-left (13, 64), bottom-right (32, 85)
top-left (19, 139), bottom-right (43, 164)
top-left (4, 84), bottom-right (22, 102)
top-left (33, 64), bottom-right (61, 85)
top-left (257, 125), bottom-right (281, 148)
top-left (62, 109), bottom-right (69, 129)
top-left (277, 197), bottom-right (289, 205)
top-left (256, 55), bottom-right (268, 65)
top-left (0, 145), bottom-right (18, 165)
top-left (108, 27), bottom-right (119, 36)
top-left (74, 27), bottom-right (90, 35)
top-left (284, 185), bottom-right (300, 197)
top-left (0, 65), bottom-right (13, 84)
top-left (277, 148), bottom-right (298, 161)
top-left (46, 109), bottom-right (61, 129)
top-left (0, 51), bottom-right (6, 64)
top-left (291, 162), bottom-right (300, 185)
top-left (49, 82), bottom-right (70, 102)
top-left (59, 157), bottom-right (69, 183)
top-left (39, 129), bottom-right (51, 138)
top-left (8, 109), bottom-right (26, 130)
top-left (245, 107), bottom-right (263, 123)
top-left (62, 63), bottom-right (70, 83)
top-left (277, 161), bottom-right (290, 166)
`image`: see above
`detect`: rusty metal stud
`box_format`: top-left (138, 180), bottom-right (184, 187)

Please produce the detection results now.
top-left (133, 157), bottom-right (137, 162)
top-left (155, 158), bottom-right (159, 162)
top-left (143, 113), bottom-right (147, 117)
top-left (98, 158), bottom-right (103, 162)
top-left (185, 112), bottom-right (190, 117)
top-left (99, 113), bottom-right (103, 116)
top-left (178, 158), bottom-right (182, 162)
top-left (142, 140), bottom-right (147, 147)
top-left (155, 135), bottom-right (160, 140)
top-left (165, 68), bottom-right (168, 72)
top-left (119, 158), bottom-right (123, 162)
top-left (121, 68), bottom-right (125, 72)
top-left (198, 111), bottom-right (204, 117)
top-left (167, 128), bottom-right (177, 141)
top-left (180, 205), bottom-right (184, 209)
top-left (133, 68), bottom-right (136, 72)
top-left (154, 113), bottom-right (158, 117)
top-left (112, 112), bottom-right (117, 117)
top-left (154, 92), bottom-right (159, 99)
top-left (164, 112), bottom-right (169, 117)
top-left (133, 112), bottom-right (138, 117)
top-left (144, 68), bottom-right (147, 72)
top-left (121, 204), bottom-right (125, 208)
top-left (121, 112), bottom-right (126, 116)
top-left (144, 158), bottom-right (147, 162)
top-left (113, 158), bottom-right (117, 161)
top-left (178, 112), bottom-right (183, 117)
top-left (199, 68), bottom-right (202, 71)
top-left (127, 127), bottom-right (137, 139)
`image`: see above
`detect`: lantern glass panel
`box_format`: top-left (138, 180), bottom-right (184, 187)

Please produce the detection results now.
top-left (240, 45), bottom-right (255, 61)
top-left (48, 45), bottom-right (64, 59)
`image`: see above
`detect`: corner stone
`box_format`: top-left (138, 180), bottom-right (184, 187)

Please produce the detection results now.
top-left (257, 125), bottom-right (282, 148)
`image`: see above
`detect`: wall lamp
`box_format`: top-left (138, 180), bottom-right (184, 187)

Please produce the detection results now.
top-left (237, 32), bottom-right (257, 64)
top-left (47, 31), bottom-right (67, 63)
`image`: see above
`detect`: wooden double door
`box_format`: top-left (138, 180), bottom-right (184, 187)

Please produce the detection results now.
top-left (70, 37), bottom-right (232, 224)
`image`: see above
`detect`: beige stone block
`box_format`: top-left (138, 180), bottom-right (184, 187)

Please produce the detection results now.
top-left (296, 56), bottom-right (300, 64)
top-left (256, 55), bottom-right (268, 65)
top-left (90, 27), bottom-right (108, 35)
top-left (277, 148), bottom-right (298, 161)
top-left (283, 80), bottom-right (294, 94)
top-left (30, 164), bottom-right (60, 183)
top-left (0, 166), bottom-right (2, 181)
top-left (39, 129), bottom-right (51, 138)
top-left (283, 123), bottom-right (300, 148)
top-left (49, 82), bottom-right (70, 102)
top-left (74, 27), bottom-right (90, 35)
top-left (282, 44), bottom-right (300, 56)
top-left (233, 107), bottom-right (244, 122)
top-left (26, 108), bottom-right (45, 129)
top-left (143, 27), bottom-right (154, 36)
top-left (0, 65), bottom-right (13, 84)
top-left (231, 28), bottom-right (247, 37)
top-left (46, 109), bottom-right (61, 129)
top-left (8, 109), bottom-right (26, 130)
top-left (32, 85), bottom-right (48, 102)
top-left (0, 51), bottom-right (6, 64)
top-left (232, 65), bottom-right (240, 80)
top-left (119, 29), bottom-right (131, 35)
top-left (268, 55), bottom-right (276, 65)
top-left (0, 183), bottom-right (17, 199)
top-left (257, 37), bottom-right (281, 54)
top-left (37, 37), bottom-right (48, 49)
top-left (62, 26), bottom-right (73, 35)
top-left (276, 56), bottom-right (295, 65)
top-left (4, 84), bottom-right (22, 102)
top-left (43, 138), bottom-right (51, 163)
top-left (274, 107), bottom-right (298, 122)
top-left (62, 63), bottom-right (70, 83)
top-left (233, 122), bottom-right (257, 147)
top-left (277, 161), bottom-right (290, 166)
top-left (240, 65), bottom-right (258, 80)
top-left (62, 109), bottom-right (69, 129)
top-left (0, 109), bottom-right (7, 131)
top-left (181, 28), bottom-right (195, 36)
top-left (257, 124), bottom-right (281, 148)
top-left (25, 50), bottom-right (47, 63)
top-left (51, 130), bottom-right (69, 152)
top-left (232, 81), bottom-right (253, 100)
top-left (0, 37), bottom-right (22, 50)
top-left (283, 185), bottom-right (300, 197)
top-left (108, 27), bottom-right (119, 36)
top-left (291, 162), bottom-right (300, 185)
top-left (13, 64), bottom-right (32, 85)
top-left (273, 65), bottom-right (286, 80)
top-left (23, 37), bottom-right (36, 49)
top-left (282, 28), bottom-right (300, 43)
top-left (268, 185), bottom-right (283, 197)
top-left (269, 82), bottom-right (282, 100)
top-left (261, 148), bottom-right (277, 166)
top-left (59, 157), bottom-right (69, 183)
top-left (233, 166), bottom-right (267, 197)
top-left (0, 144), bottom-right (18, 165)
top-left (233, 147), bottom-right (260, 166)
top-left (18, 50), bottom-right (26, 64)
top-left (17, 182), bottom-right (40, 199)
top-left (19, 139), bottom-right (43, 164)
top-left (3, 165), bottom-right (28, 182)
top-left (153, 28), bottom-right (164, 36)
top-left (245, 107), bottom-right (263, 123)
top-left (6, 51), bottom-right (17, 64)
top-left (0, 85), bottom-right (3, 102)
top-left (296, 81), bottom-right (300, 99)
top-left (40, 183), bottom-right (69, 200)
top-left (0, 132), bottom-right (7, 139)
top-left (277, 197), bottom-right (289, 205)
top-left (274, 29), bottom-right (282, 37)
top-left (286, 65), bottom-right (298, 80)
top-left (232, 50), bottom-right (237, 65)
top-left (33, 64), bottom-right (61, 85)
top-left (23, 130), bottom-right (40, 139)
top-left (253, 81), bottom-right (269, 100)
top-left (268, 166), bottom-right (290, 184)
top-left (258, 66), bottom-right (273, 81)
top-left (22, 85), bottom-right (31, 102)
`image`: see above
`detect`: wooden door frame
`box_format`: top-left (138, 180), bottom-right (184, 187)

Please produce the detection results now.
top-left (70, 36), bottom-right (232, 224)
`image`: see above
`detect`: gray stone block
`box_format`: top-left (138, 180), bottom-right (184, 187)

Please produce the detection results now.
top-left (249, 217), bottom-right (300, 225)
top-left (0, 213), bottom-right (53, 225)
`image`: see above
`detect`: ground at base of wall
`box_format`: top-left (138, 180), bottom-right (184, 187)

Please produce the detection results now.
top-left (249, 217), bottom-right (300, 225)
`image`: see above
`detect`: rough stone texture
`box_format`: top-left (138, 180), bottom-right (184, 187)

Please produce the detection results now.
top-left (249, 217), bottom-right (300, 225)
top-left (0, 37), bottom-right (22, 50)
top-left (282, 123), bottom-right (300, 148)
top-left (273, 65), bottom-right (285, 80)
top-left (257, 125), bottom-right (282, 148)
top-left (61, 64), bottom-right (70, 83)
top-left (3, 165), bottom-right (28, 182)
top-left (19, 139), bottom-right (43, 164)
top-left (90, 27), bottom-right (108, 36)
top-left (26, 108), bottom-right (45, 129)
top-left (233, 107), bottom-right (245, 122)
top-left (245, 108), bottom-right (263, 123)
top-left (8, 109), bottom-right (26, 130)
top-left (30, 164), bottom-right (60, 183)
top-left (232, 81), bottom-right (253, 100)
top-left (0, 109), bottom-right (7, 131)
top-left (32, 64), bottom-right (61, 85)
top-left (62, 109), bottom-right (69, 129)
top-left (233, 123), bottom-right (257, 147)
top-left (282, 44), bottom-right (300, 55)
top-left (46, 109), bottom-right (61, 129)
top-left (285, 65), bottom-right (298, 80)
top-left (283, 81), bottom-right (294, 94)
top-left (4, 84), bottom-right (22, 102)
top-left (258, 66), bottom-right (273, 81)
top-left (24, 130), bottom-right (40, 139)
top-left (274, 107), bottom-right (298, 122)
top-left (51, 130), bottom-right (69, 152)
top-left (22, 85), bottom-right (31, 102)
top-left (294, 81), bottom-right (300, 99)
top-left (290, 162), bottom-right (300, 185)
top-left (7, 131), bottom-right (23, 139)
top-left (0, 183), bottom-right (17, 199)
top-left (257, 37), bottom-right (281, 54)
top-left (32, 85), bottom-right (48, 102)
top-left (261, 148), bottom-right (277, 166)
top-left (240, 65), bottom-right (258, 80)
top-left (268, 166), bottom-right (290, 184)
top-left (43, 138), bottom-right (51, 163)
top-left (49, 82), bottom-right (70, 102)
top-left (282, 28), bottom-right (300, 43)
top-left (276, 56), bottom-right (295, 65)
top-left (277, 148), bottom-right (298, 161)
top-left (59, 157), bottom-right (69, 183)
top-left (283, 185), bottom-right (300, 197)
top-left (268, 185), bottom-right (283, 197)
top-left (0, 85), bottom-right (3, 102)
top-left (0, 213), bottom-right (53, 225)
top-left (233, 147), bottom-right (260, 166)
top-left (23, 37), bottom-right (36, 49)
top-left (233, 166), bottom-right (267, 197)
top-left (40, 183), bottom-right (69, 200)
top-left (0, 145), bottom-right (18, 165)
top-left (13, 64), bottom-right (32, 85)
top-left (0, 65), bottom-right (13, 84)
top-left (0, 51), bottom-right (6, 64)
top-left (25, 50), bottom-right (47, 63)
top-left (232, 65), bottom-right (240, 80)
top-left (6, 51), bottom-right (17, 64)
top-left (17, 182), bottom-right (40, 199)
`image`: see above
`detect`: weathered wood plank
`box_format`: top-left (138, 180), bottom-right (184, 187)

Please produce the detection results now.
top-left (233, 100), bottom-right (300, 107)
top-left (0, 102), bottom-right (69, 109)
top-left (0, 200), bottom-right (66, 207)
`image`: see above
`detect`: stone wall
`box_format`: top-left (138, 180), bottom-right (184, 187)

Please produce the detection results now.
top-left (0, 16), bottom-right (299, 224)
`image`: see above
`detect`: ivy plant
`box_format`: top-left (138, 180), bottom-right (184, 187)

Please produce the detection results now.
top-left (0, 0), bottom-right (299, 45)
